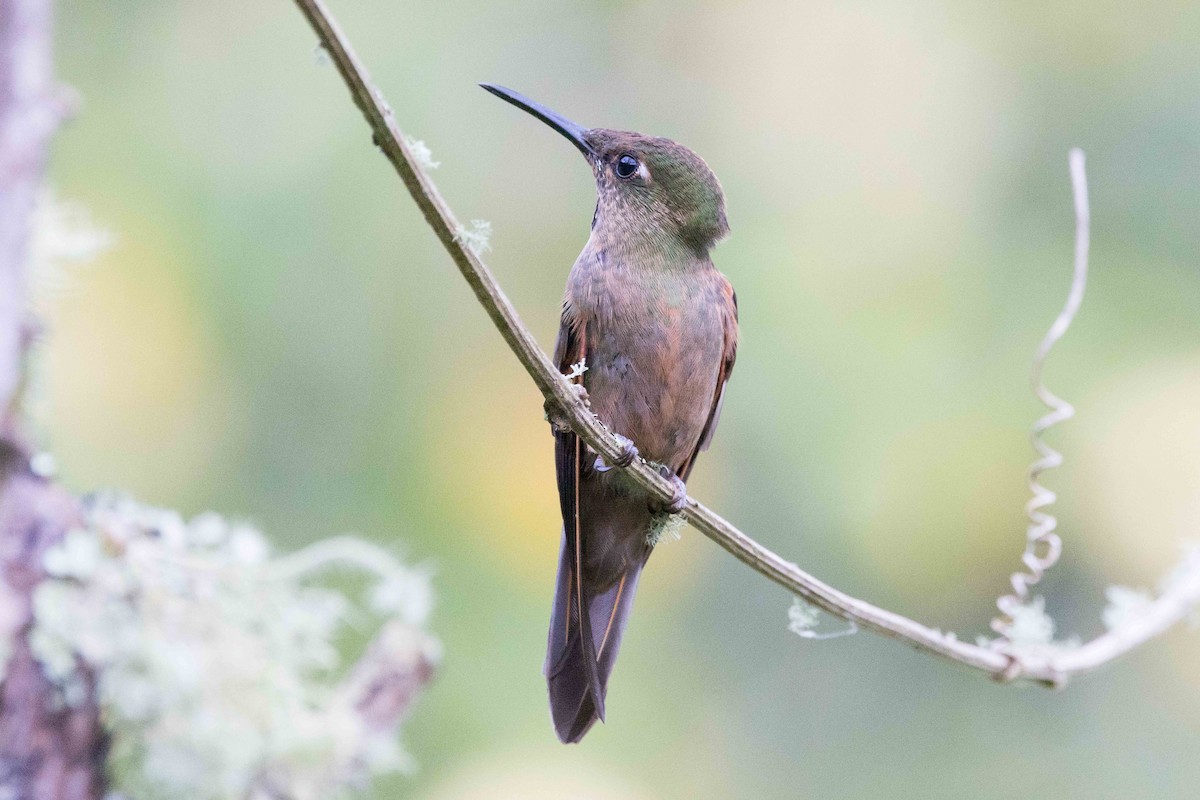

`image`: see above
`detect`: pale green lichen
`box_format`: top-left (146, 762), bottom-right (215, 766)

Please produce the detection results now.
top-left (29, 186), bottom-right (113, 309)
top-left (787, 597), bottom-right (857, 640)
top-left (1101, 585), bottom-right (1154, 631)
top-left (1159, 542), bottom-right (1200, 597)
top-left (403, 136), bottom-right (440, 171)
top-left (646, 511), bottom-right (685, 547)
top-left (994, 595), bottom-right (1056, 647)
top-left (787, 597), bottom-right (820, 634)
top-left (28, 451), bottom-right (57, 478)
top-left (42, 527), bottom-right (103, 579)
top-left (19, 189), bottom-right (112, 432)
top-left (31, 492), bottom-right (436, 800)
top-left (454, 219), bottom-right (492, 256)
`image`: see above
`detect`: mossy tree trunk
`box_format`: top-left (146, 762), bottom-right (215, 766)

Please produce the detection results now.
top-left (0, 1), bottom-right (107, 797)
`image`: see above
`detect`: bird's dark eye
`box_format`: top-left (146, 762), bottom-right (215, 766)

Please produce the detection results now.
top-left (615, 154), bottom-right (639, 179)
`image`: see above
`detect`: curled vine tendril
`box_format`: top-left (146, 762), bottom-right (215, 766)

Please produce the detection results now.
top-left (993, 149), bottom-right (1090, 637)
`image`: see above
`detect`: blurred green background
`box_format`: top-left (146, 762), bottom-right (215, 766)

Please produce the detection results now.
top-left (45, 0), bottom-right (1200, 797)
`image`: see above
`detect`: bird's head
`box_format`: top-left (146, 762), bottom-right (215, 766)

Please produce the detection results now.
top-left (481, 84), bottom-right (729, 254)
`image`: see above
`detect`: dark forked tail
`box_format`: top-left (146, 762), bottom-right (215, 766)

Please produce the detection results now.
top-left (546, 429), bottom-right (650, 743)
top-left (545, 532), bottom-right (645, 743)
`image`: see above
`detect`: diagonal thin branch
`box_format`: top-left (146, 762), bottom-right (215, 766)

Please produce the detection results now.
top-left (291, 0), bottom-right (1200, 686)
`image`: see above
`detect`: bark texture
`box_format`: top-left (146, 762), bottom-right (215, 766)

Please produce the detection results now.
top-left (0, 1), bottom-right (106, 797)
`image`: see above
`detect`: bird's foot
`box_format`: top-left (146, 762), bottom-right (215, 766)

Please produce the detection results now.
top-left (594, 433), bottom-right (638, 472)
top-left (611, 434), bottom-right (639, 467)
top-left (649, 466), bottom-right (688, 515)
top-left (609, 434), bottom-right (638, 465)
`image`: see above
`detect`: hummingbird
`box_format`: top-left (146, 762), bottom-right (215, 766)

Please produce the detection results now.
top-left (481, 84), bottom-right (738, 743)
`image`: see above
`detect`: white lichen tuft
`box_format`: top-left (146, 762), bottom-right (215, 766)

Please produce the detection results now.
top-left (1101, 585), bottom-right (1154, 631)
top-left (29, 451), bottom-right (58, 478)
top-left (454, 219), bottom-right (492, 256)
top-left (1159, 542), bottom-right (1200, 597)
top-left (403, 136), bottom-right (440, 170)
top-left (995, 596), bottom-right (1056, 647)
top-left (31, 492), bottom-right (437, 800)
top-left (787, 597), bottom-right (858, 641)
top-left (564, 359), bottom-right (588, 381)
top-left (646, 511), bottom-right (685, 547)
top-left (787, 597), bottom-right (820, 634)
top-left (28, 186), bottom-right (114, 309)
top-left (20, 190), bottom-right (113, 431)
top-left (1157, 542), bottom-right (1200, 628)
top-left (371, 88), bottom-right (395, 120)
top-left (311, 42), bottom-right (331, 67)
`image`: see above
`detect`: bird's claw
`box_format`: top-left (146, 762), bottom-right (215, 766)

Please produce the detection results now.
top-left (650, 468), bottom-right (688, 515)
top-left (664, 475), bottom-right (688, 514)
top-left (594, 434), bottom-right (639, 473)
top-left (610, 434), bottom-right (638, 468)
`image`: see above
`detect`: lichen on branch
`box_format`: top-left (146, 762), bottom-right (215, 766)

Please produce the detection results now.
top-left (31, 492), bottom-right (437, 800)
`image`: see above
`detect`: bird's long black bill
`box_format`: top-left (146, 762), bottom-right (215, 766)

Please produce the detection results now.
top-left (479, 83), bottom-right (595, 159)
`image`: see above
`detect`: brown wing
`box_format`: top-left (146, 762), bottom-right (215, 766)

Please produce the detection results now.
top-left (679, 277), bottom-right (738, 480)
top-left (551, 303), bottom-right (590, 619)
top-left (546, 305), bottom-right (605, 731)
